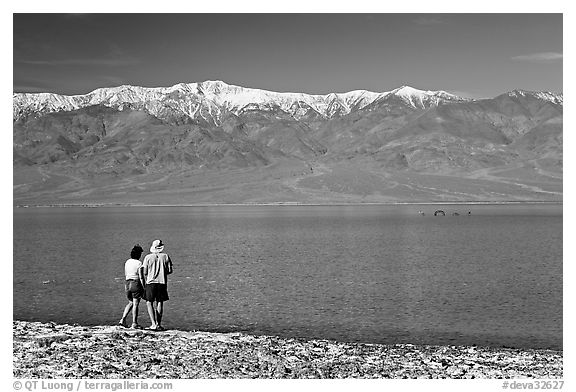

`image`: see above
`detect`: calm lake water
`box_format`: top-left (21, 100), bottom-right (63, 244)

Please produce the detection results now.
top-left (13, 204), bottom-right (562, 350)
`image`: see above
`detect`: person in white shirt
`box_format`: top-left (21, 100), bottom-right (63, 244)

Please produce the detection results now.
top-left (119, 244), bottom-right (145, 329)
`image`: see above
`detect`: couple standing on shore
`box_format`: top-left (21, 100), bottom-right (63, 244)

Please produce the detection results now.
top-left (119, 239), bottom-right (173, 331)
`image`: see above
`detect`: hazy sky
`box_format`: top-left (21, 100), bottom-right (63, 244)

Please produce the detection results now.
top-left (13, 13), bottom-right (563, 98)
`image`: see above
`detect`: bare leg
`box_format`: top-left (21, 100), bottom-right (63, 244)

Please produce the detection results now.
top-left (131, 298), bottom-right (140, 326)
top-left (156, 301), bottom-right (163, 327)
top-left (120, 302), bottom-right (132, 326)
top-left (146, 301), bottom-right (158, 328)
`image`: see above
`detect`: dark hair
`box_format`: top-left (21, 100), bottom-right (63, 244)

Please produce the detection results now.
top-left (131, 245), bottom-right (144, 260)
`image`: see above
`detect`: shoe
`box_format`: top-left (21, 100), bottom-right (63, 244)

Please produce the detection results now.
top-left (144, 325), bottom-right (158, 331)
top-left (131, 323), bottom-right (143, 329)
top-left (118, 321), bottom-right (126, 328)
top-left (156, 325), bottom-right (165, 331)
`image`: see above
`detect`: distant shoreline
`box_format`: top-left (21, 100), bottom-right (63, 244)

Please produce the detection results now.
top-left (14, 201), bottom-right (563, 208)
top-left (13, 320), bottom-right (562, 379)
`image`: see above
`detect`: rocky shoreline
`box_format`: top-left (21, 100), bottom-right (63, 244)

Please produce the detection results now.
top-left (13, 321), bottom-right (562, 379)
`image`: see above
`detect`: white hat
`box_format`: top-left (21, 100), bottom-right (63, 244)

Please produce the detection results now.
top-left (150, 239), bottom-right (164, 253)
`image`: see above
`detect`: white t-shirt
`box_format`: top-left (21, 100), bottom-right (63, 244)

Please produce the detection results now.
top-left (124, 258), bottom-right (143, 280)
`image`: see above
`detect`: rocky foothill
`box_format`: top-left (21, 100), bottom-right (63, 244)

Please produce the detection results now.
top-left (13, 321), bottom-right (562, 379)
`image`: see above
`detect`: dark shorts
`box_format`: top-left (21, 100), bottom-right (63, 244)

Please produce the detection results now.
top-left (125, 279), bottom-right (144, 301)
top-left (144, 283), bottom-right (169, 302)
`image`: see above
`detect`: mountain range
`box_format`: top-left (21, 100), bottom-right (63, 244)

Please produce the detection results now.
top-left (13, 81), bottom-right (563, 205)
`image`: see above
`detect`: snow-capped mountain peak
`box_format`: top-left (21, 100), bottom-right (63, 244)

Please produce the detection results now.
top-left (507, 89), bottom-right (563, 105)
top-left (392, 85), bottom-right (423, 96)
top-left (384, 85), bottom-right (464, 108)
top-left (13, 81), bottom-right (468, 123)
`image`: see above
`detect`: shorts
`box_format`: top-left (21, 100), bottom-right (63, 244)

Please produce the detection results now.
top-left (125, 279), bottom-right (144, 301)
top-left (144, 283), bottom-right (169, 302)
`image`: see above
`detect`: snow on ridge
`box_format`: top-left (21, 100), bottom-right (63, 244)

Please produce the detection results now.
top-left (389, 85), bottom-right (462, 101)
top-left (12, 80), bottom-right (472, 121)
top-left (151, 81), bottom-right (390, 118)
top-left (507, 89), bottom-right (563, 105)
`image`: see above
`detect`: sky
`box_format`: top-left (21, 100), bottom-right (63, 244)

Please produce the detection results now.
top-left (13, 13), bottom-right (563, 98)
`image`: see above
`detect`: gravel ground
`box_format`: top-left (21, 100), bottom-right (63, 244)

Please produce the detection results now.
top-left (13, 321), bottom-right (562, 379)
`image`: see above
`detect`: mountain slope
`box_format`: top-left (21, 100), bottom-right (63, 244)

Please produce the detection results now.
top-left (13, 81), bottom-right (466, 124)
top-left (13, 81), bottom-right (562, 205)
top-left (13, 105), bottom-right (282, 175)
